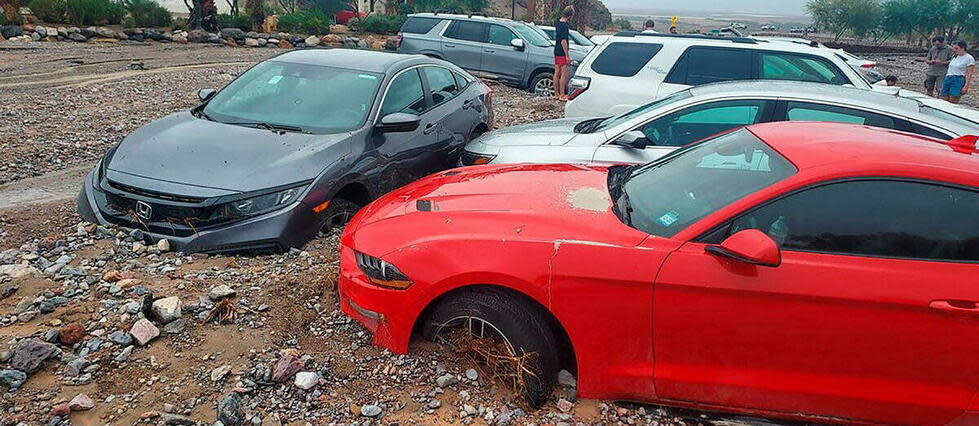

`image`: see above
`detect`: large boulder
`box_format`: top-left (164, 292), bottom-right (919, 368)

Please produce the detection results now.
top-left (220, 27), bottom-right (245, 39)
top-left (9, 339), bottom-right (58, 374)
top-left (0, 25), bottom-right (22, 39)
top-left (186, 29), bottom-right (209, 43)
top-left (68, 33), bottom-right (87, 42)
top-left (305, 35), bottom-right (320, 46)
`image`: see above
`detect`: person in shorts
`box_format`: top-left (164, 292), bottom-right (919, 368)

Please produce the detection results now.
top-left (553, 6), bottom-right (574, 101)
top-left (940, 40), bottom-right (975, 104)
top-left (925, 36), bottom-right (954, 97)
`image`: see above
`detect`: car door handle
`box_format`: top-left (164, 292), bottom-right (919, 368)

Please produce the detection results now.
top-left (423, 123), bottom-right (438, 134)
top-left (462, 98), bottom-right (475, 109)
top-left (484, 49), bottom-right (495, 53)
top-left (444, 44), bottom-right (456, 48)
top-left (929, 300), bottom-right (979, 314)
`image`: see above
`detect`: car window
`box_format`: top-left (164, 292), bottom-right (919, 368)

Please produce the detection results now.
top-left (785, 102), bottom-right (897, 129)
top-left (638, 100), bottom-right (768, 147)
top-left (402, 17), bottom-right (442, 34)
top-left (445, 20), bottom-right (487, 43)
top-left (593, 90), bottom-right (693, 132)
top-left (453, 71), bottom-right (471, 89)
top-left (512, 23), bottom-right (552, 47)
top-left (759, 53), bottom-right (847, 84)
top-left (488, 25), bottom-right (517, 46)
top-left (570, 30), bottom-right (593, 46)
top-left (666, 47), bottom-right (752, 85)
top-left (381, 69), bottom-right (427, 116)
top-left (421, 67), bottom-right (460, 106)
top-left (712, 180), bottom-right (979, 262)
top-left (591, 42), bottom-right (663, 77)
top-left (909, 122), bottom-right (952, 140)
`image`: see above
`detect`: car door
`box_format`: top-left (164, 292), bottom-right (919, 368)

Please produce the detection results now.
top-left (653, 179), bottom-right (979, 425)
top-left (776, 100), bottom-right (921, 135)
top-left (658, 47), bottom-right (754, 98)
top-left (372, 68), bottom-right (439, 190)
top-left (592, 99), bottom-right (774, 165)
top-left (418, 65), bottom-right (473, 169)
top-left (442, 20), bottom-right (488, 72)
top-left (481, 24), bottom-right (528, 82)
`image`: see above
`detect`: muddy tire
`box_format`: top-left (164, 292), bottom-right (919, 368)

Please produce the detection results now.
top-left (320, 198), bottom-right (361, 234)
top-left (422, 287), bottom-right (559, 408)
top-left (529, 72), bottom-right (555, 97)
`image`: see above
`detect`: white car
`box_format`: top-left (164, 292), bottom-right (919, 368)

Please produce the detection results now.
top-left (564, 32), bottom-right (872, 118)
top-left (529, 24), bottom-right (595, 53)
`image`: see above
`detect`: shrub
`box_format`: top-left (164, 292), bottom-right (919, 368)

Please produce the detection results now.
top-left (218, 13), bottom-right (250, 31)
top-left (122, 0), bottom-right (171, 27)
top-left (67, 0), bottom-right (126, 25)
top-left (277, 10), bottom-right (331, 34)
top-left (29, 0), bottom-right (68, 23)
top-left (613, 18), bottom-right (632, 31)
top-left (358, 14), bottom-right (405, 34)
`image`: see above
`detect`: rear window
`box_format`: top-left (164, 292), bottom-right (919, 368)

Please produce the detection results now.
top-left (445, 20), bottom-right (487, 43)
top-left (591, 42), bottom-right (663, 77)
top-left (665, 47), bottom-right (752, 85)
top-left (402, 17), bottom-right (442, 34)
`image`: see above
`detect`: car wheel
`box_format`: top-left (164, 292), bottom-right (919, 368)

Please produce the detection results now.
top-left (530, 72), bottom-right (555, 97)
top-left (320, 198), bottom-right (360, 234)
top-left (422, 287), bottom-right (559, 408)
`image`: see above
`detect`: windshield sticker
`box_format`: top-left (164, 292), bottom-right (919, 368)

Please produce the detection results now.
top-left (358, 74), bottom-right (378, 80)
top-left (696, 149), bottom-right (772, 172)
top-left (267, 76), bottom-right (283, 84)
top-left (657, 210), bottom-right (680, 227)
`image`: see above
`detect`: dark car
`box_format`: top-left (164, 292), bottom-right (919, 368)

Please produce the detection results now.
top-left (77, 49), bottom-right (494, 254)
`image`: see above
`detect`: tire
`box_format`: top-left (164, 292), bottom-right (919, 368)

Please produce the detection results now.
top-left (422, 288), bottom-right (559, 408)
top-left (529, 72), bottom-right (555, 97)
top-left (320, 198), bottom-right (361, 234)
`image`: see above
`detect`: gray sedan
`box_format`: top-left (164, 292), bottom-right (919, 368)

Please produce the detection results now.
top-left (461, 80), bottom-right (978, 166)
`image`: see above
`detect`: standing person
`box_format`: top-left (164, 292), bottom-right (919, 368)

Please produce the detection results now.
top-left (642, 20), bottom-right (657, 33)
top-left (553, 6), bottom-right (575, 101)
top-left (669, 26), bottom-right (678, 34)
top-left (925, 36), bottom-right (954, 97)
top-left (941, 40), bottom-right (975, 104)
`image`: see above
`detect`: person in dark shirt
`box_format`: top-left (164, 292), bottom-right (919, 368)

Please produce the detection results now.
top-left (553, 6), bottom-right (574, 101)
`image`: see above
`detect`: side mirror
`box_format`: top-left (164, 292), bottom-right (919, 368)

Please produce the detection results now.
top-left (375, 113), bottom-right (421, 133)
top-left (198, 88), bottom-right (217, 102)
top-left (511, 38), bottom-right (525, 51)
top-left (612, 131), bottom-right (650, 149)
top-left (705, 229), bottom-right (781, 267)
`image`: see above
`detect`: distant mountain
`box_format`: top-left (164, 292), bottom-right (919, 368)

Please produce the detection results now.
top-left (603, 0), bottom-right (808, 16)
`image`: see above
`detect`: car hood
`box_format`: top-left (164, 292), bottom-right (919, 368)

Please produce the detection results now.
top-left (474, 117), bottom-right (590, 147)
top-left (106, 111), bottom-right (350, 193)
top-left (347, 163), bottom-right (648, 255)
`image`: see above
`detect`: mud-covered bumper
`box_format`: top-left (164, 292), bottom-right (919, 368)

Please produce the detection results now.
top-left (76, 170), bottom-right (319, 254)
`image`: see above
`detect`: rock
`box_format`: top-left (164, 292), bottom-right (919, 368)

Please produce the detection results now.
top-left (129, 318), bottom-right (160, 345)
top-left (556, 398), bottom-right (574, 413)
top-left (305, 35), bottom-right (320, 46)
top-left (0, 283), bottom-right (17, 299)
top-left (320, 34), bottom-right (342, 45)
top-left (114, 346), bottom-right (133, 363)
top-left (162, 413), bottom-right (196, 425)
top-left (107, 330), bottom-right (133, 346)
top-left (465, 368), bottom-right (478, 381)
top-left (151, 296), bottom-right (182, 323)
top-left (156, 239), bottom-right (170, 252)
top-left (0, 25), bottom-right (22, 39)
top-left (30, 32), bottom-right (41, 41)
top-left (211, 365), bottom-right (231, 382)
top-left (360, 404), bottom-right (382, 417)
top-left (132, 242), bottom-right (147, 253)
top-left (384, 36), bottom-right (399, 50)
top-left (294, 371), bottom-right (318, 389)
top-left (35, 25), bottom-right (47, 37)
top-left (558, 369), bottom-right (576, 388)
top-left (209, 285), bottom-right (236, 301)
top-left (244, 38), bottom-right (259, 47)
top-left (80, 27), bottom-right (96, 38)
top-left (59, 323), bottom-right (86, 345)
top-left (66, 357), bottom-right (89, 376)
top-left (0, 264), bottom-right (41, 278)
top-left (0, 369), bottom-right (27, 390)
top-left (95, 26), bottom-right (115, 38)
top-left (427, 399), bottom-right (441, 409)
top-left (220, 27), bottom-right (245, 39)
top-left (0, 350), bottom-right (10, 362)
top-left (10, 339), bottom-right (58, 373)
top-left (161, 318), bottom-right (185, 334)
top-left (117, 278), bottom-right (142, 288)
top-left (68, 32), bottom-right (87, 42)
top-left (172, 34), bottom-right (187, 43)
top-left (256, 38), bottom-right (268, 47)
top-left (271, 350), bottom-right (302, 382)
top-left (102, 270), bottom-right (123, 282)
top-left (186, 29), bottom-right (209, 42)
top-left (51, 402), bottom-right (71, 416)
top-left (435, 373), bottom-right (458, 387)
top-left (217, 393), bottom-right (245, 426)
top-left (280, 39), bottom-right (293, 49)
top-left (69, 393), bottom-right (95, 411)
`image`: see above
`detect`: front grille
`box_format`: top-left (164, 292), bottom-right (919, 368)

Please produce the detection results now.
top-left (96, 181), bottom-right (235, 237)
top-left (107, 180), bottom-right (206, 203)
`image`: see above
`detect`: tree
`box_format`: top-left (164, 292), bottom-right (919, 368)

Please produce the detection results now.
top-left (878, 0), bottom-right (915, 44)
top-left (1, 0), bottom-right (21, 23)
top-left (613, 17), bottom-right (631, 30)
top-left (807, 0), bottom-right (881, 41)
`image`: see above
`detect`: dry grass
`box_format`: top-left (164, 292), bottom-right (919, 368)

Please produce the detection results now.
top-left (445, 328), bottom-right (540, 403)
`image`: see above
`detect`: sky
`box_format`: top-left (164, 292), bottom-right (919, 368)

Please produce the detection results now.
top-left (602, 0), bottom-right (809, 16)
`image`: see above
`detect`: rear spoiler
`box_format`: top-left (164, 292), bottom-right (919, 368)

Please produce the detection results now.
top-left (947, 135), bottom-right (977, 154)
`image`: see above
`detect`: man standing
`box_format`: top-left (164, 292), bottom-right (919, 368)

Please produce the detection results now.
top-left (642, 20), bottom-right (657, 33)
top-left (925, 36), bottom-right (954, 97)
top-left (940, 40), bottom-right (975, 104)
top-left (553, 6), bottom-right (574, 101)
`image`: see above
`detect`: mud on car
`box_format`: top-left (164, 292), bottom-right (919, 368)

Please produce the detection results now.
top-left (78, 49), bottom-right (494, 254)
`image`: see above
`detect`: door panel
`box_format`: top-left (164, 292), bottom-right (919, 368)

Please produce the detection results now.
top-left (442, 21), bottom-right (487, 71)
top-left (419, 66), bottom-right (472, 168)
top-left (481, 25), bottom-right (527, 82)
top-left (373, 69), bottom-right (438, 189)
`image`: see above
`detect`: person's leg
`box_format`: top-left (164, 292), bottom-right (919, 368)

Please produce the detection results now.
top-left (950, 96), bottom-right (962, 104)
top-left (924, 75), bottom-right (936, 97)
top-left (559, 64), bottom-right (571, 101)
top-left (553, 64), bottom-right (564, 100)
top-left (939, 76), bottom-right (952, 101)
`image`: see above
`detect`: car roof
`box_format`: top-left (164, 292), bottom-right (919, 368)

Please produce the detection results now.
top-left (606, 32), bottom-right (842, 56)
top-left (270, 48), bottom-right (432, 74)
top-left (408, 12), bottom-right (519, 25)
top-left (748, 122), bottom-right (979, 186)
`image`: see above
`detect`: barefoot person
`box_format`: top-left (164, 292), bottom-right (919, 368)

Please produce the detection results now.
top-left (940, 40), bottom-right (975, 104)
top-left (925, 36), bottom-right (953, 97)
top-left (553, 6), bottom-right (574, 101)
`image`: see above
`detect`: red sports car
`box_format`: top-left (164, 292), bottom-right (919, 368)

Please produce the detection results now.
top-left (338, 122), bottom-right (979, 425)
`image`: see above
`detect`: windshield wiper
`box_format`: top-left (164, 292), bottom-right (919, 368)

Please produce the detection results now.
top-left (223, 121), bottom-right (308, 134)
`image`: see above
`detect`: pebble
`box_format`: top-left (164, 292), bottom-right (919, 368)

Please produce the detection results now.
top-left (360, 404), bottom-right (382, 417)
top-left (68, 393), bottom-right (95, 411)
top-left (435, 373), bottom-right (458, 387)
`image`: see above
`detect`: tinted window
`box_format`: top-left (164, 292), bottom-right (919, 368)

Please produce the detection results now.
top-left (785, 102), bottom-right (896, 129)
top-left (445, 20), bottom-right (487, 43)
top-left (453, 71), bottom-right (471, 89)
top-left (402, 17), bottom-right (442, 34)
top-left (909, 122), bottom-right (953, 140)
top-left (667, 47), bottom-right (751, 85)
top-left (591, 42), bottom-right (663, 77)
top-left (759, 53), bottom-right (847, 84)
top-left (712, 180), bottom-right (979, 262)
top-left (422, 67), bottom-right (460, 106)
top-left (639, 100), bottom-right (768, 147)
top-left (488, 25), bottom-right (516, 46)
top-left (381, 69), bottom-right (427, 116)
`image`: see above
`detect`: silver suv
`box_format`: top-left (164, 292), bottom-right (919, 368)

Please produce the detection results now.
top-left (396, 13), bottom-right (587, 96)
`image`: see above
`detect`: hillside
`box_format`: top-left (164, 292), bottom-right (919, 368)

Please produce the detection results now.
top-left (489, 0), bottom-right (613, 30)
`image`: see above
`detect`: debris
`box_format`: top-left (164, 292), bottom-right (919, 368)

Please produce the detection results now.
top-left (294, 371), bottom-right (319, 389)
top-left (68, 393), bottom-right (95, 411)
top-left (9, 339), bottom-right (58, 374)
top-left (217, 393), bottom-right (245, 426)
top-left (151, 296), bottom-right (182, 323)
top-left (59, 323), bottom-right (87, 345)
top-left (209, 284), bottom-right (237, 301)
top-left (271, 350), bottom-right (302, 382)
top-left (129, 318), bottom-right (160, 345)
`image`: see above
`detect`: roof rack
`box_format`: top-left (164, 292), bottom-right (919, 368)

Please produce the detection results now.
top-left (614, 31), bottom-right (758, 44)
top-left (468, 12), bottom-right (487, 18)
top-left (431, 9), bottom-right (454, 15)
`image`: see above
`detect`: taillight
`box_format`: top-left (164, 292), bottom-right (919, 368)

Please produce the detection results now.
top-left (861, 63), bottom-right (875, 68)
top-left (567, 76), bottom-right (590, 101)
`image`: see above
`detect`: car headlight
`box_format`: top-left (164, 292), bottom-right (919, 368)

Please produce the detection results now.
top-left (460, 150), bottom-right (497, 166)
top-left (222, 186), bottom-right (305, 219)
top-left (355, 252), bottom-right (412, 289)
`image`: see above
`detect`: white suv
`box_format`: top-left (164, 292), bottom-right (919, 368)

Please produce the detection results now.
top-left (565, 32), bottom-right (872, 117)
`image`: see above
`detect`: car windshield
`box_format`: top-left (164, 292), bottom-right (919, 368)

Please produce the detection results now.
top-left (610, 129), bottom-right (797, 238)
top-left (589, 90), bottom-right (693, 132)
top-left (202, 60), bottom-right (382, 134)
top-left (513, 23), bottom-right (553, 47)
top-left (570, 30), bottom-right (594, 46)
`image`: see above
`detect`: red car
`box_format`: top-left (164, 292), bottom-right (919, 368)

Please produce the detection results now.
top-left (334, 3), bottom-right (366, 24)
top-left (338, 122), bottom-right (979, 425)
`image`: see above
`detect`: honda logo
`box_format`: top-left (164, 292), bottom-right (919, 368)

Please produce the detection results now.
top-left (134, 201), bottom-right (153, 221)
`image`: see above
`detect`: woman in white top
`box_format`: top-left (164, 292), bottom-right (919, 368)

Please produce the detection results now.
top-left (940, 40), bottom-right (976, 104)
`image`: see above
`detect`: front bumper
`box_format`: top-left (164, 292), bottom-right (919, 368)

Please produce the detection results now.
top-left (77, 170), bottom-right (320, 254)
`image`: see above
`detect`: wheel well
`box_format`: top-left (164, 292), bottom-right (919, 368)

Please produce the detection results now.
top-left (413, 284), bottom-right (578, 375)
top-left (471, 123), bottom-right (490, 138)
top-left (423, 53), bottom-right (443, 60)
top-left (528, 67), bottom-right (555, 86)
top-left (332, 182), bottom-right (371, 207)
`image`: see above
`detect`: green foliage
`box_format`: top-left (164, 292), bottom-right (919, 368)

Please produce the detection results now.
top-left (811, 0), bottom-right (979, 44)
top-left (613, 18), bottom-right (632, 30)
top-left (29, 0), bottom-right (67, 22)
top-left (121, 0), bottom-right (171, 27)
top-left (400, 0), bottom-right (488, 13)
top-left (277, 9), bottom-right (331, 34)
top-left (217, 12), bottom-right (250, 30)
top-left (807, 0), bottom-right (880, 40)
top-left (67, 0), bottom-right (126, 25)
top-left (358, 14), bottom-right (404, 34)
top-left (305, 0), bottom-right (344, 14)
